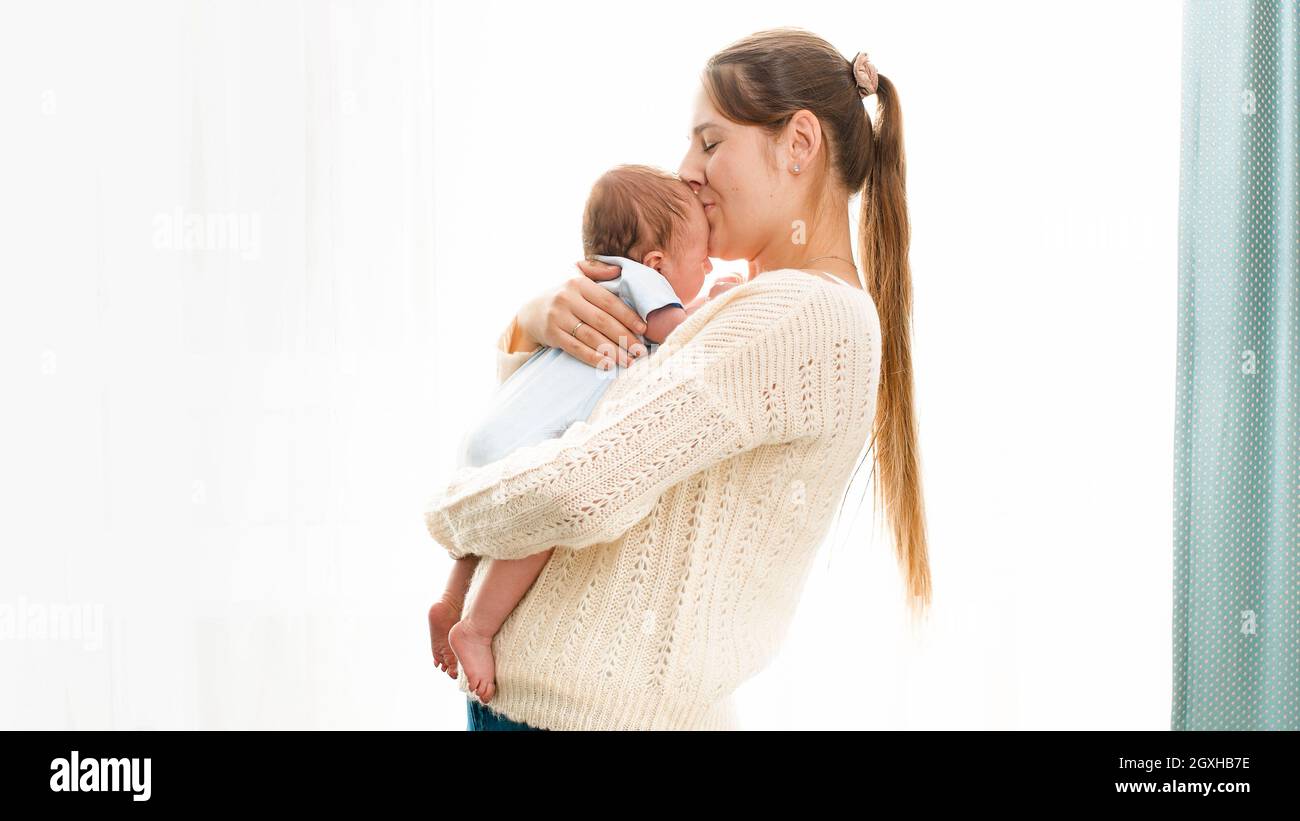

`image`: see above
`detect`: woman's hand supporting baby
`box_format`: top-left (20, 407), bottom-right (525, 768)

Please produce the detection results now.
top-left (512, 258), bottom-right (650, 370)
top-left (510, 262), bottom-right (745, 363)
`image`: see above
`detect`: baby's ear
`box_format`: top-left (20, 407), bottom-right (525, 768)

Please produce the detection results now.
top-left (641, 251), bottom-right (665, 273)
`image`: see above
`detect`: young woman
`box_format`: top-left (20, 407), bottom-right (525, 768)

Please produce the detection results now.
top-left (426, 27), bottom-right (931, 731)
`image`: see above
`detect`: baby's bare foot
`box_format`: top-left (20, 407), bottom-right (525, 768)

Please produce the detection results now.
top-left (448, 617), bottom-right (496, 704)
top-left (428, 598), bottom-right (463, 679)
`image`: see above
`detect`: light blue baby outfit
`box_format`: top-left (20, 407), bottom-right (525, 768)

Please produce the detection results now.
top-left (457, 255), bottom-right (684, 470)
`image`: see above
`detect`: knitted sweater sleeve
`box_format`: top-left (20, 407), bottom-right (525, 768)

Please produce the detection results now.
top-left (426, 282), bottom-right (866, 561)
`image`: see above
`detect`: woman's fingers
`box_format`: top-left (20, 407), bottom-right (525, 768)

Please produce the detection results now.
top-left (551, 318), bottom-right (621, 370)
top-left (539, 279), bottom-right (627, 369)
top-left (573, 276), bottom-right (648, 361)
top-left (576, 258), bottom-right (623, 281)
top-left (542, 276), bottom-right (647, 370)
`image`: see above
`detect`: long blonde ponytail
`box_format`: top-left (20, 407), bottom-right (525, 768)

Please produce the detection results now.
top-left (860, 74), bottom-right (932, 618)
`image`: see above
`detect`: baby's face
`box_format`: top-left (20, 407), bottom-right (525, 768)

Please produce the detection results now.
top-left (655, 193), bottom-right (713, 304)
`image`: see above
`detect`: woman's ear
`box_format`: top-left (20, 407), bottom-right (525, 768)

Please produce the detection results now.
top-left (786, 108), bottom-right (822, 173)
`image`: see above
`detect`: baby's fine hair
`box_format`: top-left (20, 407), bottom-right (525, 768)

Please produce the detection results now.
top-left (582, 164), bottom-right (694, 260)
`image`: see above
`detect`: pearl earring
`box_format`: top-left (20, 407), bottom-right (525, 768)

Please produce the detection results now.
top-left (793, 163), bottom-right (800, 173)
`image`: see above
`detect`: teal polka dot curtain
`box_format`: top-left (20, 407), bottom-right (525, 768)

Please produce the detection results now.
top-left (1174, 0), bottom-right (1298, 731)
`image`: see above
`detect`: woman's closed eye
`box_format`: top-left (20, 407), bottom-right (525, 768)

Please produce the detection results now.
top-left (703, 140), bottom-right (719, 154)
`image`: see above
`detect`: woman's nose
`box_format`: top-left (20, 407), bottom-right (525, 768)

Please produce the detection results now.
top-left (678, 151), bottom-right (704, 193)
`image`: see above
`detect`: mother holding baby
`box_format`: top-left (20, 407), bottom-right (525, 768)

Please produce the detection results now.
top-left (424, 27), bottom-right (931, 730)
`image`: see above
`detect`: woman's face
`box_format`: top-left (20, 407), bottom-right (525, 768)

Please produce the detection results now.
top-left (677, 85), bottom-right (788, 262)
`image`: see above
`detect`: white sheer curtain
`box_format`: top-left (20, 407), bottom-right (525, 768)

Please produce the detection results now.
top-left (1, 0), bottom-right (446, 729)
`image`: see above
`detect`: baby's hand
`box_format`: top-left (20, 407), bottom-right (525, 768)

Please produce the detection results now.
top-left (684, 274), bottom-right (745, 317)
top-left (708, 273), bottom-right (745, 299)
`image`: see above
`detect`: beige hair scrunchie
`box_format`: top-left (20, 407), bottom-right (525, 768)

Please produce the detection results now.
top-left (852, 51), bottom-right (879, 98)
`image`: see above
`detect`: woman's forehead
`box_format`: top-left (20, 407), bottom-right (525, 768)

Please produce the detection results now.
top-left (690, 86), bottom-right (719, 123)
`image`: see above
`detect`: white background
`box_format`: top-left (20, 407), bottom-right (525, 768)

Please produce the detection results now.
top-left (0, 0), bottom-right (1182, 729)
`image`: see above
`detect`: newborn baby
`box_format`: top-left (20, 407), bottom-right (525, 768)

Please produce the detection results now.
top-left (429, 164), bottom-right (733, 704)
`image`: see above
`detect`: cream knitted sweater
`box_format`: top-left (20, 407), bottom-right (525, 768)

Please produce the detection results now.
top-left (424, 269), bottom-right (882, 730)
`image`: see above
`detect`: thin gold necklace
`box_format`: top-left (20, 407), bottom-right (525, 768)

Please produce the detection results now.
top-left (801, 254), bottom-right (858, 273)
